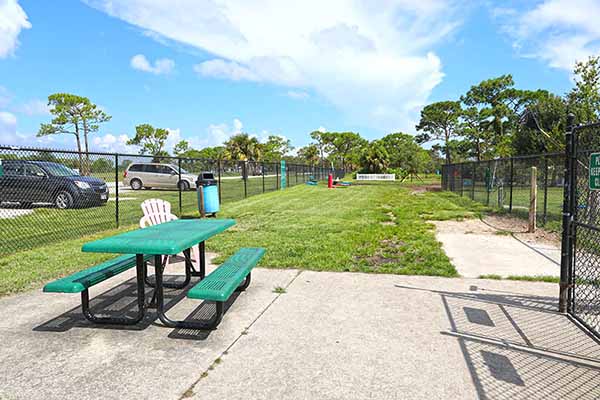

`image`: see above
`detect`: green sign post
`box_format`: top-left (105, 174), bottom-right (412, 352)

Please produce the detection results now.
top-left (280, 160), bottom-right (286, 189)
top-left (590, 153), bottom-right (600, 190)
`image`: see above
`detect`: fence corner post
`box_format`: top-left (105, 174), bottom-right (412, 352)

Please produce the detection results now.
top-left (559, 113), bottom-right (576, 313)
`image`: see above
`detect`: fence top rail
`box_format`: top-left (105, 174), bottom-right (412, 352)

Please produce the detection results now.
top-left (573, 121), bottom-right (600, 132)
top-left (442, 151), bottom-right (565, 168)
top-left (0, 145), bottom-right (335, 170)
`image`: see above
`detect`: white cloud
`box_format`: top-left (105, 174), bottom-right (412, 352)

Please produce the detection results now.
top-left (0, 111), bottom-right (54, 147)
top-left (317, 126), bottom-right (327, 133)
top-left (0, 110), bottom-right (17, 135)
top-left (0, 0), bottom-right (31, 58)
top-left (287, 90), bottom-right (309, 100)
top-left (194, 59), bottom-right (260, 81)
top-left (130, 53), bottom-right (175, 74)
top-left (16, 98), bottom-right (50, 116)
top-left (205, 118), bottom-right (243, 146)
top-left (92, 133), bottom-right (131, 153)
top-left (494, 0), bottom-right (600, 71)
top-left (85, 0), bottom-right (462, 133)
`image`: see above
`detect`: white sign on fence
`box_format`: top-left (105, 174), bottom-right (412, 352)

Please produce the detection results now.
top-left (356, 174), bottom-right (396, 181)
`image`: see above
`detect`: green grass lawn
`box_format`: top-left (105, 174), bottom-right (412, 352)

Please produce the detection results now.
top-left (0, 181), bottom-right (485, 296)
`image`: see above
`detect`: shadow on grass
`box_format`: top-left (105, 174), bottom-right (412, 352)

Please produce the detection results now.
top-left (33, 274), bottom-right (241, 341)
top-left (395, 284), bottom-right (600, 399)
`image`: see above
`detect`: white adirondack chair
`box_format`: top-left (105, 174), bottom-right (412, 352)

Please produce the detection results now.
top-left (140, 199), bottom-right (200, 268)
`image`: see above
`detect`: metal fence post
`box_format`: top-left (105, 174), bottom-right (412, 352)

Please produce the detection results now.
top-left (217, 160), bottom-right (222, 205)
top-left (242, 161), bottom-right (247, 198)
top-left (178, 157), bottom-right (182, 216)
top-left (486, 161), bottom-right (491, 206)
top-left (471, 162), bottom-right (476, 200)
top-left (529, 166), bottom-right (537, 232)
top-left (262, 162), bottom-right (265, 193)
top-left (560, 114), bottom-right (575, 313)
top-left (276, 163), bottom-right (279, 189)
top-left (543, 157), bottom-right (549, 226)
top-left (460, 163), bottom-right (465, 197)
top-left (509, 158), bottom-right (514, 213)
top-left (115, 153), bottom-right (119, 228)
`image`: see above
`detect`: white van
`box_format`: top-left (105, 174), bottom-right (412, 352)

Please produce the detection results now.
top-left (123, 163), bottom-right (197, 190)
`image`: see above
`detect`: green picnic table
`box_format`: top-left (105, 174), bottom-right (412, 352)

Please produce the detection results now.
top-left (44, 219), bottom-right (265, 330)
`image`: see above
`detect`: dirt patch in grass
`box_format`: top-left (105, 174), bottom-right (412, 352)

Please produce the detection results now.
top-left (432, 218), bottom-right (497, 235)
top-left (357, 238), bottom-right (406, 269)
top-left (407, 184), bottom-right (442, 195)
top-left (434, 213), bottom-right (560, 247)
top-left (481, 213), bottom-right (560, 247)
top-left (380, 211), bottom-right (397, 225)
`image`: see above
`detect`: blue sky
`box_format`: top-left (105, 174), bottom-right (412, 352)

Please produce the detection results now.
top-left (0, 0), bottom-right (597, 154)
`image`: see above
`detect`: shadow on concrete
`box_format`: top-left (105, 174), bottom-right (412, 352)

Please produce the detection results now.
top-left (34, 274), bottom-right (241, 340)
top-left (395, 284), bottom-right (600, 400)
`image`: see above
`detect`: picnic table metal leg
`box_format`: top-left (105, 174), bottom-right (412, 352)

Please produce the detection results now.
top-left (144, 251), bottom-right (192, 290)
top-left (236, 272), bottom-right (251, 291)
top-left (80, 254), bottom-right (146, 325)
top-left (190, 241), bottom-right (206, 278)
top-left (154, 257), bottom-right (224, 330)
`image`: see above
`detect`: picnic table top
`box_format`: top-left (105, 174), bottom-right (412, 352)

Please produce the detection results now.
top-left (82, 219), bottom-right (236, 255)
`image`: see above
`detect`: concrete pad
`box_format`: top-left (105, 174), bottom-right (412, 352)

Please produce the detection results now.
top-left (0, 257), bottom-right (299, 400)
top-left (1, 267), bottom-right (598, 400)
top-left (433, 219), bottom-right (560, 278)
top-left (188, 273), bottom-right (600, 400)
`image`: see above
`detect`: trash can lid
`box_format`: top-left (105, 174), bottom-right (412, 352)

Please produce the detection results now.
top-left (196, 171), bottom-right (217, 186)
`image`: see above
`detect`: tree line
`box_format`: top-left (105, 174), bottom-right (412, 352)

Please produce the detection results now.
top-left (36, 95), bottom-right (438, 178)
top-left (415, 56), bottom-right (600, 165)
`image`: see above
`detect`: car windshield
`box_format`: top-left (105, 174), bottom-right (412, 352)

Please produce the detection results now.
top-left (43, 163), bottom-right (78, 177)
top-left (174, 166), bottom-right (189, 174)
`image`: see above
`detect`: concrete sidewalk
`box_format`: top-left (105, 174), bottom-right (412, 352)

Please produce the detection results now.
top-left (0, 262), bottom-right (598, 400)
top-left (433, 219), bottom-right (561, 278)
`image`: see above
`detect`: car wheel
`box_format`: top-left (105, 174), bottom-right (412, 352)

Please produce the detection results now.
top-left (178, 180), bottom-right (190, 191)
top-left (130, 179), bottom-right (143, 190)
top-left (55, 191), bottom-right (74, 209)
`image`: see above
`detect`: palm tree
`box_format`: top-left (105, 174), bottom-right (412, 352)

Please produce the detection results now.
top-left (224, 133), bottom-right (261, 161)
top-left (360, 141), bottom-right (390, 173)
top-left (298, 144), bottom-right (320, 166)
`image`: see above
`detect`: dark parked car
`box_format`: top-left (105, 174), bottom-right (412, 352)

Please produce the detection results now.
top-left (0, 160), bottom-right (109, 209)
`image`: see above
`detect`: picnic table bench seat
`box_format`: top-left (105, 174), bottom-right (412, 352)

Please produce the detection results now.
top-left (44, 254), bottom-right (152, 325)
top-left (162, 247), bottom-right (264, 330)
top-left (43, 254), bottom-right (152, 293)
top-left (188, 247), bottom-right (265, 301)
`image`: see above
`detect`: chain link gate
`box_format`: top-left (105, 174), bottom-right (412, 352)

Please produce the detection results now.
top-left (562, 117), bottom-right (600, 340)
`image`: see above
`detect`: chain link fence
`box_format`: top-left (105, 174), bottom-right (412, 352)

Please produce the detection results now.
top-left (0, 146), bottom-right (336, 257)
top-left (441, 152), bottom-right (565, 228)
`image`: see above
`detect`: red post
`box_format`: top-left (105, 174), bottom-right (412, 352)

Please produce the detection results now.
top-left (328, 173), bottom-right (333, 189)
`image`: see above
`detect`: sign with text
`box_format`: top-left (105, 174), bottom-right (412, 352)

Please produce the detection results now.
top-left (589, 153), bottom-right (600, 190)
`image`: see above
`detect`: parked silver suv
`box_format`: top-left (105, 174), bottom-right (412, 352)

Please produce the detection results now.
top-left (123, 163), bottom-right (197, 190)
